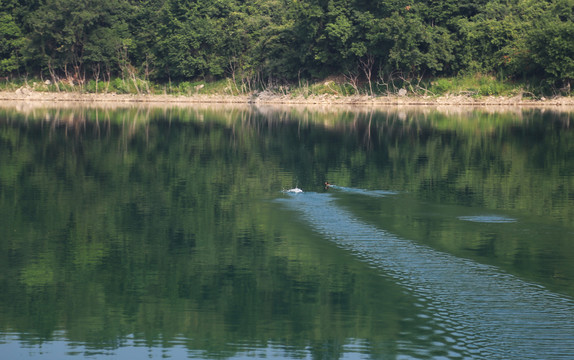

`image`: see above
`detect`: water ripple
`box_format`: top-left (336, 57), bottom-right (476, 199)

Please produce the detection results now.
top-left (327, 185), bottom-right (399, 197)
top-left (278, 192), bottom-right (574, 360)
top-left (457, 215), bottom-right (517, 223)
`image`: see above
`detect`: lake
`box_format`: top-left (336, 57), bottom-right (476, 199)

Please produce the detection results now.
top-left (1, 103), bottom-right (573, 359)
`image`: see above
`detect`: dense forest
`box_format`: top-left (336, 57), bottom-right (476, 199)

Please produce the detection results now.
top-left (1, 0), bottom-right (573, 93)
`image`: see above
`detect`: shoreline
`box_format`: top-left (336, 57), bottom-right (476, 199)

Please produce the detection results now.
top-left (1, 90), bottom-right (574, 108)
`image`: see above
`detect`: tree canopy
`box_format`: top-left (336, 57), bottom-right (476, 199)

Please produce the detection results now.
top-left (0, 0), bottom-right (572, 88)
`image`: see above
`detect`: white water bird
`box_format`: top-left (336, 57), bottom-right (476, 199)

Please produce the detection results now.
top-left (284, 187), bottom-right (303, 193)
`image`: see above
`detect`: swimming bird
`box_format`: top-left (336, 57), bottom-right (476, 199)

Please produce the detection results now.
top-left (286, 187), bottom-right (303, 193)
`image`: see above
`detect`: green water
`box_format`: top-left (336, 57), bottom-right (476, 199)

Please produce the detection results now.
top-left (0, 104), bottom-right (573, 359)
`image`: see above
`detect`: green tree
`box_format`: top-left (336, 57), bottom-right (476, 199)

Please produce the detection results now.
top-left (1, 0), bottom-right (573, 89)
top-left (0, 12), bottom-right (23, 75)
top-left (379, 9), bottom-right (455, 75)
top-left (527, 0), bottom-right (574, 88)
top-left (133, 0), bottom-right (236, 81)
top-left (281, 0), bottom-right (327, 79)
top-left (23, 0), bottom-right (133, 80)
top-left (0, 0), bottom-right (25, 75)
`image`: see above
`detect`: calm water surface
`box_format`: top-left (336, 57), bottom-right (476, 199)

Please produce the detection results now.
top-left (1, 104), bottom-right (573, 359)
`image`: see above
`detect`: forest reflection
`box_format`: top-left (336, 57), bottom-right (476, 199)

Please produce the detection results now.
top-left (0, 104), bottom-right (573, 359)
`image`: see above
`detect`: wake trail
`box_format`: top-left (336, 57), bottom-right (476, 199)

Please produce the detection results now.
top-left (279, 192), bottom-right (574, 359)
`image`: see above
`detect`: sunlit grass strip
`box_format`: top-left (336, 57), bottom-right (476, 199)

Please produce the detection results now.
top-left (428, 74), bottom-right (524, 97)
top-left (0, 74), bottom-right (557, 99)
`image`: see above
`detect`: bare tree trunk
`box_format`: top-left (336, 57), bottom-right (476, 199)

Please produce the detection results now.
top-left (48, 62), bottom-right (60, 92)
top-left (345, 71), bottom-right (360, 95)
top-left (376, 65), bottom-right (390, 95)
top-left (105, 67), bottom-right (111, 93)
top-left (359, 55), bottom-right (375, 96)
top-left (92, 64), bottom-right (101, 93)
top-left (130, 67), bottom-right (141, 95)
top-left (144, 54), bottom-right (152, 94)
top-left (228, 57), bottom-right (241, 94)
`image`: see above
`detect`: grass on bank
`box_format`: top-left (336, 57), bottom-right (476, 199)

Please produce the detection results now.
top-left (0, 73), bottom-right (569, 99)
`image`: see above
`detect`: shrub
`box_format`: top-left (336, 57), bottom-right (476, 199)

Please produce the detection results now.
top-left (431, 78), bottom-right (454, 95)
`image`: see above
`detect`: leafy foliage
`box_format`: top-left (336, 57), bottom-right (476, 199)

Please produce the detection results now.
top-left (0, 1), bottom-right (24, 74)
top-left (0, 0), bottom-right (572, 91)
